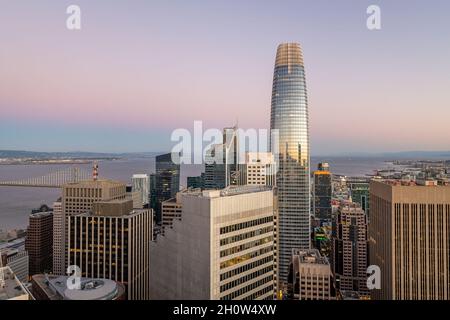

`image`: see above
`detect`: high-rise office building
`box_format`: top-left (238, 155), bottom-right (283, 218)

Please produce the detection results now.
top-left (151, 153), bottom-right (180, 223)
top-left (287, 249), bottom-right (332, 300)
top-left (270, 43), bottom-right (310, 282)
top-left (331, 202), bottom-right (369, 296)
top-left (126, 185), bottom-right (144, 209)
top-left (52, 200), bottom-right (64, 275)
top-left (67, 199), bottom-right (153, 300)
top-left (25, 208), bottom-right (53, 276)
top-left (0, 244), bottom-right (29, 284)
top-left (161, 194), bottom-right (183, 234)
top-left (369, 179), bottom-right (450, 300)
top-left (53, 178), bottom-right (127, 277)
top-left (348, 178), bottom-right (370, 217)
top-left (150, 186), bottom-right (278, 300)
top-left (238, 152), bottom-right (276, 186)
top-left (132, 174), bottom-right (151, 206)
top-left (204, 126), bottom-right (239, 190)
top-left (313, 164), bottom-right (332, 222)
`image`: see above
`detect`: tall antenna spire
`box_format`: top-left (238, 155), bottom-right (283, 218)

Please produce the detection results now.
top-left (93, 161), bottom-right (99, 181)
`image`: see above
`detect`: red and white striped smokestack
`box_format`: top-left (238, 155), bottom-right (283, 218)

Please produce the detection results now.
top-left (93, 162), bottom-right (99, 181)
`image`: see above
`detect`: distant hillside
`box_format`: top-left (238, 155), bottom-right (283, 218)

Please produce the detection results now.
top-left (0, 150), bottom-right (164, 159)
top-left (379, 151), bottom-right (450, 159)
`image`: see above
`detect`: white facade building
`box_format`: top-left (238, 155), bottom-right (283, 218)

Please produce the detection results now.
top-left (150, 185), bottom-right (278, 300)
top-left (238, 152), bottom-right (276, 186)
top-left (132, 174), bottom-right (151, 206)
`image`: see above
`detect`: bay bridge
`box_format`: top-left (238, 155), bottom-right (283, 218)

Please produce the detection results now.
top-left (0, 167), bottom-right (92, 188)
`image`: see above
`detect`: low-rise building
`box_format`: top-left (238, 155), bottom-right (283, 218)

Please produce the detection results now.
top-left (287, 249), bottom-right (332, 300)
top-left (31, 274), bottom-right (125, 300)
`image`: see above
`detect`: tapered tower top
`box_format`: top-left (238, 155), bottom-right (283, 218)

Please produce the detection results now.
top-left (275, 43), bottom-right (304, 67)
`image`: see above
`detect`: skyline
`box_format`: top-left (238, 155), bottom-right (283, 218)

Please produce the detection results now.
top-left (1, 1), bottom-right (450, 154)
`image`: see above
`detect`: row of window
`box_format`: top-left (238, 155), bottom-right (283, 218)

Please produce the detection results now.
top-left (220, 255), bottom-right (274, 281)
top-left (220, 276), bottom-right (273, 300)
top-left (220, 216), bottom-right (273, 235)
top-left (220, 226), bottom-right (273, 246)
top-left (220, 265), bottom-right (274, 293)
top-left (220, 246), bottom-right (273, 269)
top-left (220, 236), bottom-right (273, 258)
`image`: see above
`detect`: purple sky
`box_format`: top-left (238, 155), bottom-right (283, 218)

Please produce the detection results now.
top-left (0, 0), bottom-right (449, 155)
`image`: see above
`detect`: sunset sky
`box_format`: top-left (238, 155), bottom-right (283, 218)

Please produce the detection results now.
top-left (1, 0), bottom-right (449, 155)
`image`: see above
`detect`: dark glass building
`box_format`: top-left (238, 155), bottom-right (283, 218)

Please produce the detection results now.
top-left (348, 178), bottom-right (370, 218)
top-left (204, 127), bottom-right (239, 189)
top-left (150, 152), bottom-right (180, 223)
top-left (270, 43), bottom-right (310, 282)
top-left (25, 205), bottom-right (53, 276)
top-left (187, 173), bottom-right (205, 189)
top-left (313, 164), bottom-right (332, 222)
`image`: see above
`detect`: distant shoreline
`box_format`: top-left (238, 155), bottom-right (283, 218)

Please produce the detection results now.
top-left (0, 158), bottom-right (120, 165)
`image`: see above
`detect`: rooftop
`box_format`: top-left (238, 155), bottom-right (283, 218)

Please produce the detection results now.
top-left (63, 179), bottom-right (125, 188)
top-left (32, 274), bottom-right (125, 300)
top-left (0, 266), bottom-right (29, 300)
top-left (376, 179), bottom-right (450, 187)
top-left (293, 249), bottom-right (329, 265)
top-left (183, 185), bottom-right (273, 199)
top-left (29, 211), bottom-right (53, 219)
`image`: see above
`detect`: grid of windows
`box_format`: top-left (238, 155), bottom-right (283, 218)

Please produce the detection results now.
top-left (220, 276), bottom-right (273, 300)
top-left (220, 255), bottom-right (274, 281)
top-left (220, 236), bottom-right (273, 258)
top-left (220, 216), bottom-right (273, 235)
top-left (242, 285), bottom-right (274, 300)
top-left (220, 247), bottom-right (273, 269)
top-left (220, 226), bottom-right (273, 246)
top-left (270, 43), bottom-right (310, 282)
top-left (220, 265), bottom-right (273, 292)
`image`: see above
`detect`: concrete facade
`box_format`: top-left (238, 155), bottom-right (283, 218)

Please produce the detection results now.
top-left (150, 186), bottom-right (278, 300)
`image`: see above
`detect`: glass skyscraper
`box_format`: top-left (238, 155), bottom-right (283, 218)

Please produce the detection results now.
top-left (270, 43), bottom-right (310, 282)
top-left (150, 153), bottom-right (180, 223)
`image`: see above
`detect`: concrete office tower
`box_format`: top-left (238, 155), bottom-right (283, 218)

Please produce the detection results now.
top-left (67, 199), bottom-right (153, 300)
top-left (238, 152), bottom-right (276, 186)
top-left (313, 164), bottom-right (332, 222)
top-left (132, 174), bottom-right (151, 206)
top-left (1, 237), bottom-right (29, 284)
top-left (204, 126), bottom-right (240, 190)
top-left (126, 185), bottom-right (144, 209)
top-left (150, 186), bottom-right (278, 300)
top-left (331, 202), bottom-right (369, 295)
top-left (287, 249), bottom-right (332, 300)
top-left (369, 179), bottom-right (450, 300)
top-left (25, 209), bottom-right (53, 276)
top-left (270, 43), bottom-right (310, 282)
top-left (54, 179), bottom-right (126, 277)
top-left (151, 153), bottom-right (180, 223)
top-left (161, 194), bottom-right (183, 234)
top-left (52, 200), bottom-right (64, 275)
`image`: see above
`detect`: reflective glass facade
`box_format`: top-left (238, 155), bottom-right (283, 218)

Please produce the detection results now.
top-left (270, 43), bottom-right (310, 282)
